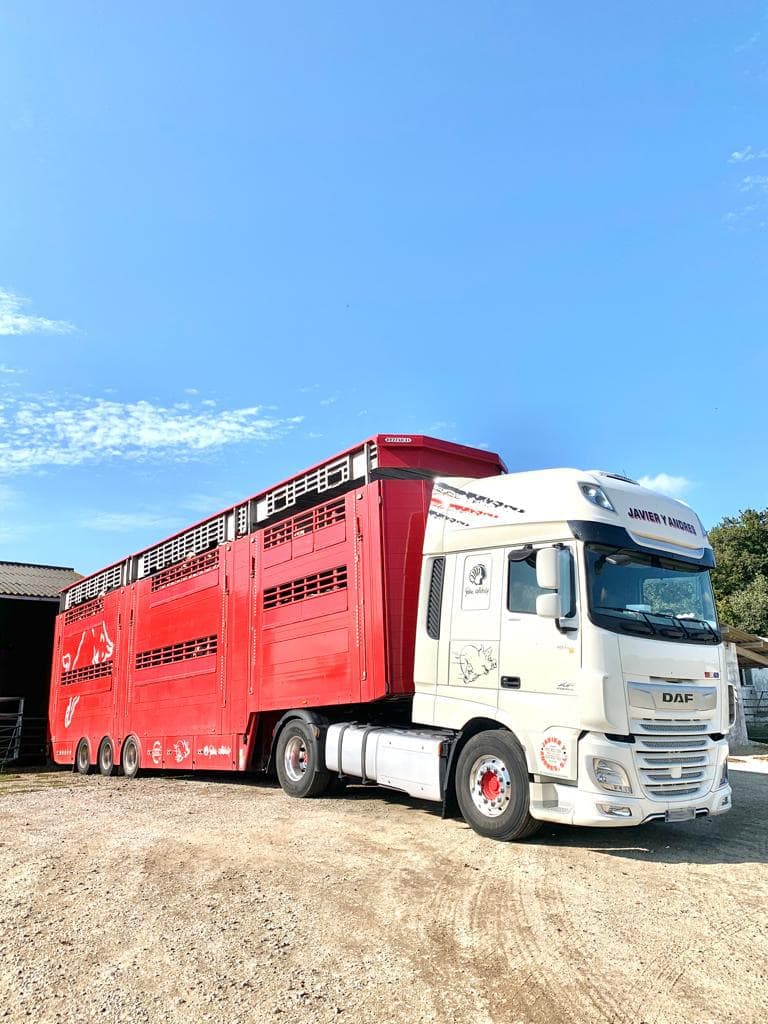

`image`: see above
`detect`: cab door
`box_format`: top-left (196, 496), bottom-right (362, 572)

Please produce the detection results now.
top-left (433, 548), bottom-right (505, 728)
top-left (498, 544), bottom-right (581, 718)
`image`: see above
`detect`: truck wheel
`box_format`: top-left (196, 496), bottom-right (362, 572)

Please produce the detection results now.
top-left (98, 738), bottom-right (115, 777)
top-left (121, 736), bottom-right (140, 779)
top-left (75, 739), bottom-right (90, 775)
top-left (455, 730), bottom-right (541, 841)
top-left (276, 720), bottom-right (330, 798)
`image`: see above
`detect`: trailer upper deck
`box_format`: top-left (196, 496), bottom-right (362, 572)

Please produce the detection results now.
top-left (62, 435), bottom-right (505, 609)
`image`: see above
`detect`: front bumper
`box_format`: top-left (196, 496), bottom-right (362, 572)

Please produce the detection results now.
top-left (529, 732), bottom-right (732, 828)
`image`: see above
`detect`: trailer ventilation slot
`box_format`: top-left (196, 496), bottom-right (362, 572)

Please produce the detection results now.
top-left (135, 634), bottom-right (218, 670)
top-left (61, 662), bottom-right (113, 685)
top-left (257, 442), bottom-right (377, 525)
top-left (150, 550), bottom-right (220, 593)
top-left (263, 498), bottom-right (346, 550)
top-left (263, 566), bottom-right (348, 609)
top-left (65, 564), bottom-right (124, 609)
top-left (426, 557), bottom-right (445, 639)
top-left (235, 503), bottom-right (249, 537)
top-left (138, 517), bottom-right (226, 578)
top-left (264, 455), bottom-right (353, 518)
top-left (64, 597), bottom-right (104, 625)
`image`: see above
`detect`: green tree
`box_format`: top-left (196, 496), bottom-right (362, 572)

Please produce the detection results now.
top-left (709, 508), bottom-right (768, 635)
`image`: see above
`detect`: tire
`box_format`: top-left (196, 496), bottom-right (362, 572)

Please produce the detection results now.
top-left (455, 730), bottom-right (541, 841)
top-left (75, 738), bottom-right (90, 775)
top-left (121, 736), bottom-right (140, 779)
top-left (98, 737), bottom-right (115, 777)
top-left (275, 720), bottom-right (331, 798)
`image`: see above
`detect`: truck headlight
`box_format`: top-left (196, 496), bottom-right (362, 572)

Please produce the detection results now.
top-left (718, 761), bottom-right (729, 789)
top-left (592, 758), bottom-right (632, 794)
top-left (578, 482), bottom-right (615, 512)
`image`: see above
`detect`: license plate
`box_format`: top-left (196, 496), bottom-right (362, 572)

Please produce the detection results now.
top-left (665, 807), bottom-right (696, 822)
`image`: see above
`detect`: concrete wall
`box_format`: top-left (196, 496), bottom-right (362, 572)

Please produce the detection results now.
top-left (725, 642), bottom-right (750, 752)
top-left (741, 664), bottom-right (768, 741)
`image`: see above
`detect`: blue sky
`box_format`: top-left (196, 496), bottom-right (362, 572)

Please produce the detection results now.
top-left (1, 2), bottom-right (767, 575)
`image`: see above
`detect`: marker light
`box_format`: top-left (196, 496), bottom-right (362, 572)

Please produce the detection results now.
top-left (592, 758), bottom-right (632, 794)
top-left (578, 482), bottom-right (616, 513)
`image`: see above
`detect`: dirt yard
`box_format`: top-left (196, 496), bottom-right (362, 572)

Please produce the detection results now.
top-left (0, 768), bottom-right (766, 1024)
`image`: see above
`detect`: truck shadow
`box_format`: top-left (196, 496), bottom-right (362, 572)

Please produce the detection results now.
top-left (40, 765), bottom-right (765, 866)
top-left (521, 771), bottom-right (767, 866)
top-left (342, 772), bottom-right (768, 867)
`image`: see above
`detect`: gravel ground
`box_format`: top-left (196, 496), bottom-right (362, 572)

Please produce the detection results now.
top-left (0, 768), bottom-right (766, 1024)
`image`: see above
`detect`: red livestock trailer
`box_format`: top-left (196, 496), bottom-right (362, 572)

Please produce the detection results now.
top-left (49, 435), bottom-right (504, 780)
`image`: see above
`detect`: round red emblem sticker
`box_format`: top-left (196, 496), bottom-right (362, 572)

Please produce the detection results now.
top-left (540, 736), bottom-right (568, 773)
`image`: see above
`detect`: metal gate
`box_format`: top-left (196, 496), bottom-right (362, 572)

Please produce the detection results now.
top-left (0, 697), bottom-right (47, 768)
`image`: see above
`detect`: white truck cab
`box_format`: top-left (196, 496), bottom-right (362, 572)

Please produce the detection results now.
top-left (412, 469), bottom-right (733, 835)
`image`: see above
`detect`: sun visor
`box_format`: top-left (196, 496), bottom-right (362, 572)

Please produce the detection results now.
top-left (598, 483), bottom-right (710, 560)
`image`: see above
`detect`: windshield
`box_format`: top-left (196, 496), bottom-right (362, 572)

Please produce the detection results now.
top-left (585, 544), bottom-right (720, 644)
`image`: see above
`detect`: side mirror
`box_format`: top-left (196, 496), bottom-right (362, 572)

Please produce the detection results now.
top-left (536, 547), bottom-right (560, 591)
top-left (537, 593), bottom-right (562, 618)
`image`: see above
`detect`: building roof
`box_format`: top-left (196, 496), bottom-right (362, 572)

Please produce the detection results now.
top-left (0, 561), bottom-right (82, 600)
top-left (722, 625), bottom-right (768, 669)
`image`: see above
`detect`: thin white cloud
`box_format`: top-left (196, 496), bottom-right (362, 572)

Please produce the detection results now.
top-left (0, 394), bottom-right (302, 475)
top-left (738, 174), bottom-right (768, 192)
top-left (0, 288), bottom-right (76, 336)
top-left (320, 396), bottom-right (338, 406)
top-left (81, 510), bottom-right (182, 533)
top-left (729, 146), bottom-right (768, 163)
top-left (179, 492), bottom-right (236, 515)
top-left (0, 485), bottom-right (27, 545)
top-left (724, 165), bottom-right (768, 228)
top-left (0, 364), bottom-right (26, 375)
top-left (0, 483), bottom-right (17, 508)
top-left (723, 203), bottom-right (764, 227)
top-left (734, 32), bottom-right (760, 54)
top-left (637, 473), bottom-right (692, 499)
top-left (0, 523), bottom-right (30, 545)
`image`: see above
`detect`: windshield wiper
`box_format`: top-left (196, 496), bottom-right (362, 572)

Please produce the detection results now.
top-left (594, 606), bottom-right (655, 635)
top-left (673, 616), bottom-right (719, 643)
top-left (639, 611), bottom-right (687, 639)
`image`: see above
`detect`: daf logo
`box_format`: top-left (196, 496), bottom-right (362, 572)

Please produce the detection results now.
top-left (662, 692), bottom-right (695, 704)
top-left (384, 436), bottom-right (413, 443)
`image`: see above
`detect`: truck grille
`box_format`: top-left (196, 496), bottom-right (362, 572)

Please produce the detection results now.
top-left (633, 724), bottom-right (716, 800)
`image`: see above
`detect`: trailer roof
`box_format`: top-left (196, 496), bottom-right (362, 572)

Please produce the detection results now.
top-left (0, 561), bottom-right (82, 600)
top-left (61, 434), bottom-right (505, 606)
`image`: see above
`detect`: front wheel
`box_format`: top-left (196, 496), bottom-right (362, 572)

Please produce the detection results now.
top-left (455, 730), bottom-right (541, 841)
top-left (275, 720), bottom-right (330, 798)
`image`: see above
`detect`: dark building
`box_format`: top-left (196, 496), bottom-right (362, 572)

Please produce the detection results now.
top-left (0, 562), bottom-right (81, 762)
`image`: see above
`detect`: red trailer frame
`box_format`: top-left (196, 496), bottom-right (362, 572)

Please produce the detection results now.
top-left (49, 435), bottom-right (504, 776)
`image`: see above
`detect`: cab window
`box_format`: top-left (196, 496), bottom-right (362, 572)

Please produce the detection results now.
top-left (507, 547), bottom-right (575, 617)
top-left (507, 553), bottom-right (544, 614)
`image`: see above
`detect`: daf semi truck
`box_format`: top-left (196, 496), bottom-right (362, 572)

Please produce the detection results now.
top-left (48, 434), bottom-right (733, 841)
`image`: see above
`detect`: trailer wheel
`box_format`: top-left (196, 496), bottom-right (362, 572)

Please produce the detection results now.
top-left (98, 738), bottom-right (115, 777)
top-left (121, 736), bottom-right (140, 779)
top-left (275, 720), bottom-right (330, 798)
top-left (75, 739), bottom-right (90, 775)
top-left (455, 730), bottom-right (541, 841)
